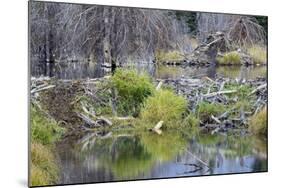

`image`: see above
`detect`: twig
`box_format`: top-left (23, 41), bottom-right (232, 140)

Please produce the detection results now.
top-left (186, 150), bottom-right (210, 169)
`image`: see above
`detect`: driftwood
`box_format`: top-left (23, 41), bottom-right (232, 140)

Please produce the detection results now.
top-left (97, 116), bottom-right (113, 126)
top-left (211, 115), bottom-right (221, 124)
top-left (203, 90), bottom-right (237, 98)
top-left (31, 84), bottom-right (55, 94)
top-left (77, 113), bottom-right (99, 128)
top-left (151, 120), bottom-right (164, 135)
top-left (108, 116), bottom-right (135, 121)
top-left (156, 80), bottom-right (163, 90)
top-left (77, 112), bottom-right (113, 128)
top-left (249, 83), bottom-right (267, 96)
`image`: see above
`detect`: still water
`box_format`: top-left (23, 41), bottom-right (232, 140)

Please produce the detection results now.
top-left (57, 131), bottom-right (267, 184)
top-left (34, 61), bottom-right (266, 80)
top-left (155, 65), bottom-right (266, 80)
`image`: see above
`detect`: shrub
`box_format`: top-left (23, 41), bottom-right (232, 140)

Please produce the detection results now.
top-left (110, 69), bottom-right (154, 116)
top-left (196, 102), bottom-right (225, 122)
top-left (30, 142), bottom-right (59, 186)
top-left (140, 89), bottom-right (187, 128)
top-left (155, 50), bottom-right (184, 63)
top-left (217, 51), bottom-right (241, 65)
top-left (31, 105), bottom-right (65, 145)
top-left (249, 107), bottom-right (267, 136)
top-left (248, 45), bottom-right (267, 64)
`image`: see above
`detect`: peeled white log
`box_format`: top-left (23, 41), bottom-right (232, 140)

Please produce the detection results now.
top-left (203, 90), bottom-right (237, 97)
top-left (249, 83), bottom-right (267, 96)
top-left (156, 81), bottom-right (163, 90)
top-left (77, 113), bottom-right (99, 127)
top-left (211, 115), bottom-right (221, 124)
top-left (109, 116), bottom-right (135, 120)
top-left (31, 85), bottom-right (55, 94)
top-left (152, 120), bottom-right (164, 135)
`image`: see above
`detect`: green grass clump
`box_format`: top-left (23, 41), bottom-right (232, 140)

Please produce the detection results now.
top-left (196, 102), bottom-right (225, 122)
top-left (31, 105), bottom-right (65, 145)
top-left (249, 107), bottom-right (267, 136)
top-left (183, 113), bottom-right (200, 128)
top-left (140, 89), bottom-right (187, 128)
top-left (248, 45), bottom-right (267, 64)
top-left (110, 69), bottom-right (154, 116)
top-left (155, 50), bottom-right (184, 63)
top-left (30, 105), bottom-right (65, 186)
top-left (224, 83), bottom-right (254, 99)
top-left (217, 51), bottom-right (241, 65)
top-left (30, 142), bottom-right (59, 186)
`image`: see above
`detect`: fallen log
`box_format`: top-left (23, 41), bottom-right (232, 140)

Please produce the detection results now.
top-left (31, 85), bottom-right (55, 94)
top-left (151, 120), bottom-right (164, 135)
top-left (203, 90), bottom-right (237, 98)
top-left (108, 116), bottom-right (135, 121)
top-left (156, 80), bottom-right (163, 90)
top-left (97, 116), bottom-right (113, 126)
top-left (211, 115), bottom-right (221, 124)
top-left (249, 83), bottom-right (267, 96)
top-left (77, 113), bottom-right (99, 128)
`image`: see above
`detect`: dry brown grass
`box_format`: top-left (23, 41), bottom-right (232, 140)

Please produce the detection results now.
top-left (248, 45), bottom-right (267, 64)
top-left (30, 142), bottom-right (59, 186)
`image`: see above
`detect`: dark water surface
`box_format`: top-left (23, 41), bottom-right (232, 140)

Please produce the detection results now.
top-left (57, 131), bottom-right (267, 184)
top-left (33, 61), bottom-right (266, 80)
top-left (155, 65), bottom-right (266, 80)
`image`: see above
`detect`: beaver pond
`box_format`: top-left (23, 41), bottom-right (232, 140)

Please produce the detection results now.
top-left (44, 64), bottom-right (267, 184)
top-left (57, 130), bottom-right (267, 184)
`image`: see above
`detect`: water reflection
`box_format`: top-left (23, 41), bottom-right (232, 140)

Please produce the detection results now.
top-left (156, 65), bottom-right (266, 80)
top-left (57, 131), bottom-right (267, 184)
top-left (32, 60), bottom-right (266, 80)
top-left (216, 66), bottom-right (267, 80)
top-left (32, 61), bottom-right (106, 79)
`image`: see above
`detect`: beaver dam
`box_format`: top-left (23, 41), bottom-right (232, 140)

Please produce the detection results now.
top-left (29, 1), bottom-right (267, 186)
